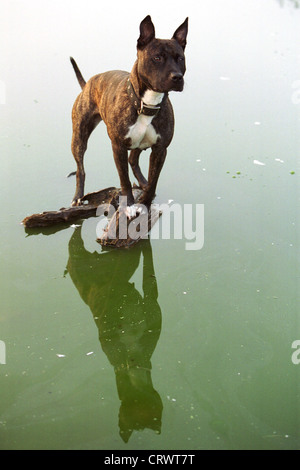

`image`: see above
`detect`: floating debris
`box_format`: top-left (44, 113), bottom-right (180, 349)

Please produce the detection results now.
top-left (167, 395), bottom-right (177, 402)
top-left (56, 354), bottom-right (66, 358)
top-left (253, 159), bottom-right (266, 166)
top-left (275, 158), bottom-right (284, 163)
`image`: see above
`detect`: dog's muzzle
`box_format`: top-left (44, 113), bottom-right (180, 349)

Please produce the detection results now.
top-left (170, 72), bottom-right (184, 91)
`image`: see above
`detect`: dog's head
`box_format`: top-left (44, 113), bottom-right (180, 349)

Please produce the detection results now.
top-left (136, 16), bottom-right (188, 93)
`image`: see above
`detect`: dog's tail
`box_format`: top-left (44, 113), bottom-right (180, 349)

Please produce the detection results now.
top-left (70, 57), bottom-right (86, 89)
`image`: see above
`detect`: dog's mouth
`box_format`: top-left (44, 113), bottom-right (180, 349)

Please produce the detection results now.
top-left (152, 81), bottom-right (184, 93)
top-left (170, 81), bottom-right (184, 92)
top-left (165, 76), bottom-right (185, 93)
top-left (142, 75), bottom-right (184, 94)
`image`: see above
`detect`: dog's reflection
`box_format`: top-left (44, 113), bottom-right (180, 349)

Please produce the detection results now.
top-left (67, 226), bottom-right (162, 442)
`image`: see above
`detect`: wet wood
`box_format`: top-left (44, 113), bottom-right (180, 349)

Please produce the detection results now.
top-left (21, 187), bottom-right (120, 228)
top-left (98, 203), bottom-right (161, 248)
top-left (21, 186), bottom-right (161, 248)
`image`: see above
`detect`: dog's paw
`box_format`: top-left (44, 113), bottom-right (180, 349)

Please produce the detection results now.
top-left (124, 204), bottom-right (147, 219)
top-left (137, 205), bottom-right (148, 216)
top-left (71, 198), bottom-right (82, 207)
top-left (124, 204), bottom-right (138, 219)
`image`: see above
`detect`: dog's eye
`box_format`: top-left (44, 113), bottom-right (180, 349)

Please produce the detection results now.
top-left (153, 55), bottom-right (162, 62)
top-left (178, 56), bottom-right (184, 62)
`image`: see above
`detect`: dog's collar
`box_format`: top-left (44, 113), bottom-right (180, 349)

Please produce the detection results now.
top-left (126, 78), bottom-right (167, 117)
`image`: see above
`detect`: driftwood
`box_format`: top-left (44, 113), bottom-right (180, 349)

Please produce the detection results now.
top-left (21, 187), bottom-right (120, 229)
top-left (22, 187), bottom-right (161, 248)
top-left (98, 202), bottom-right (161, 248)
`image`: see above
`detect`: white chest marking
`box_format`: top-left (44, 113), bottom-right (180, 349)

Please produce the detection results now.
top-left (126, 90), bottom-right (164, 150)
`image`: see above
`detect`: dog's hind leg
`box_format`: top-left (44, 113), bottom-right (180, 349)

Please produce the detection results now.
top-left (128, 149), bottom-right (148, 190)
top-left (71, 107), bottom-right (101, 206)
top-left (71, 136), bottom-right (86, 206)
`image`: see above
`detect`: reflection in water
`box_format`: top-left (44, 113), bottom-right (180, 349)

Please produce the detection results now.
top-left (66, 226), bottom-right (162, 443)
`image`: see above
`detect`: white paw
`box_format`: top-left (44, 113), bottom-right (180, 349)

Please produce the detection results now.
top-left (137, 205), bottom-right (148, 216)
top-left (125, 204), bottom-right (138, 219)
top-left (124, 204), bottom-right (147, 219)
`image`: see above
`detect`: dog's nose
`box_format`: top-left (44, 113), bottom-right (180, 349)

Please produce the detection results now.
top-left (171, 72), bottom-right (183, 82)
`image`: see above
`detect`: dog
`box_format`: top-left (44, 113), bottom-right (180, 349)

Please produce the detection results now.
top-left (70, 15), bottom-right (188, 218)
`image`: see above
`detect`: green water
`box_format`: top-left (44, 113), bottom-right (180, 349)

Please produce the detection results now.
top-left (0, 0), bottom-right (299, 450)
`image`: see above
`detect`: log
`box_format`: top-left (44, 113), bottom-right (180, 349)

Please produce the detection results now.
top-left (21, 187), bottom-right (120, 228)
top-left (21, 186), bottom-right (161, 248)
top-left (98, 203), bottom-right (161, 248)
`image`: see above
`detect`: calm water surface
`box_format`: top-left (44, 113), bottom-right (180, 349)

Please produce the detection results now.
top-left (0, 0), bottom-right (299, 450)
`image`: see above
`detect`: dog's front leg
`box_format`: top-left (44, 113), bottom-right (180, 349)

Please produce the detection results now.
top-left (140, 146), bottom-right (167, 207)
top-left (128, 149), bottom-right (148, 190)
top-left (112, 142), bottom-right (139, 218)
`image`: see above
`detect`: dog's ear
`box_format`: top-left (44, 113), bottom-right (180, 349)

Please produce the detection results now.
top-left (172, 18), bottom-right (188, 51)
top-left (137, 15), bottom-right (155, 49)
